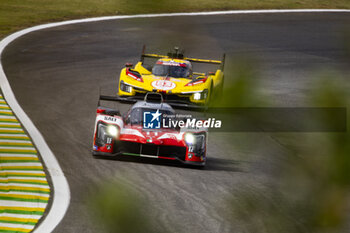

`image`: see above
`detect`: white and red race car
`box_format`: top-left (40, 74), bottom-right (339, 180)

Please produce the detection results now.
top-left (92, 93), bottom-right (207, 166)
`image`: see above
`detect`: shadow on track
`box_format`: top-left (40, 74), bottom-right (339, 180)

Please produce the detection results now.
top-left (205, 157), bottom-right (244, 172)
top-left (93, 155), bottom-right (243, 172)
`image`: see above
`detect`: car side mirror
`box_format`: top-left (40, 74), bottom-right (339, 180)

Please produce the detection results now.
top-left (124, 114), bottom-right (130, 124)
top-left (125, 63), bottom-right (133, 68)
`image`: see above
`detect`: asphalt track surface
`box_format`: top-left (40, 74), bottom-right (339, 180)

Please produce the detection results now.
top-left (2, 13), bottom-right (350, 233)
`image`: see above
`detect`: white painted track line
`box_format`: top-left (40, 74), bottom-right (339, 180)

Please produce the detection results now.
top-left (0, 9), bottom-right (349, 233)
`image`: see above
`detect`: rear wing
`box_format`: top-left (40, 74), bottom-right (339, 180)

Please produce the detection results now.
top-left (99, 94), bottom-right (208, 111)
top-left (140, 45), bottom-right (225, 71)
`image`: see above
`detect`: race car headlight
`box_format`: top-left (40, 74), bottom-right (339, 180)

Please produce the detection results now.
top-left (184, 133), bottom-right (206, 156)
top-left (193, 93), bottom-right (201, 100)
top-left (184, 133), bottom-right (195, 144)
top-left (193, 89), bottom-right (208, 100)
top-left (120, 81), bottom-right (132, 93)
top-left (125, 85), bottom-right (132, 93)
top-left (107, 125), bottom-right (119, 137)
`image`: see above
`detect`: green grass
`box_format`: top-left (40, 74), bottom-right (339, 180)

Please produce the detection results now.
top-left (0, 0), bottom-right (349, 38)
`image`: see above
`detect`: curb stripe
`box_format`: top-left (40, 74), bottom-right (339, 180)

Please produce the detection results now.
top-left (0, 183), bottom-right (50, 189)
top-left (0, 207), bottom-right (44, 214)
top-left (0, 174), bottom-right (45, 178)
top-left (0, 160), bottom-right (39, 164)
top-left (0, 171), bottom-right (45, 175)
top-left (0, 177), bottom-right (48, 182)
top-left (0, 222), bottom-right (34, 230)
top-left (0, 157), bottom-right (38, 161)
top-left (0, 218), bottom-right (37, 226)
top-left (0, 167), bottom-right (43, 171)
top-left (1, 211), bottom-right (44, 215)
top-left (0, 138), bottom-right (31, 141)
top-left (0, 180), bottom-right (48, 186)
top-left (0, 177), bottom-right (46, 181)
top-left (0, 113), bottom-right (13, 117)
top-left (0, 187), bottom-right (50, 194)
top-left (0, 200), bottom-right (48, 209)
top-left (0, 163), bottom-right (42, 167)
top-left (0, 191), bottom-right (49, 197)
top-left (0, 154), bottom-right (38, 158)
top-left (0, 146), bottom-right (35, 150)
top-left (0, 124), bottom-right (20, 128)
top-left (0, 140), bottom-right (32, 144)
top-left (0, 151), bottom-right (37, 155)
top-left (0, 196), bottom-right (48, 203)
top-left (0, 179), bottom-right (48, 187)
top-left (0, 214), bottom-right (42, 220)
top-left (0, 127), bottom-right (23, 132)
top-left (0, 116), bottom-right (16, 119)
top-left (0, 131), bottom-right (25, 135)
top-left (0, 226), bottom-right (31, 232)
top-left (0, 171), bottom-right (44, 174)
top-left (0, 96), bottom-right (50, 231)
top-left (0, 122), bottom-right (21, 125)
top-left (0, 147), bottom-right (35, 150)
top-left (0, 120), bottom-right (20, 124)
top-left (0, 133), bottom-right (30, 140)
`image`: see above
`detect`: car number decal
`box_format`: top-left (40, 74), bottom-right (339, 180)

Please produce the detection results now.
top-left (151, 80), bottom-right (176, 90)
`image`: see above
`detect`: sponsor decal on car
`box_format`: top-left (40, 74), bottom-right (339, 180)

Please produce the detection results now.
top-left (104, 116), bottom-right (117, 122)
top-left (98, 115), bottom-right (123, 126)
top-left (156, 61), bottom-right (188, 67)
top-left (151, 80), bottom-right (176, 90)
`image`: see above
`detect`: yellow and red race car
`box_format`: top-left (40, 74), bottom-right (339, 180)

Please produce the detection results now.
top-left (117, 46), bottom-right (225, 107)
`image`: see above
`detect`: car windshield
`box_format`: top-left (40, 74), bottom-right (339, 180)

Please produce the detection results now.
top-left (128, 107), bottom-right (174, 126)
top-left (152, 64), bottom-right (190, 78)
